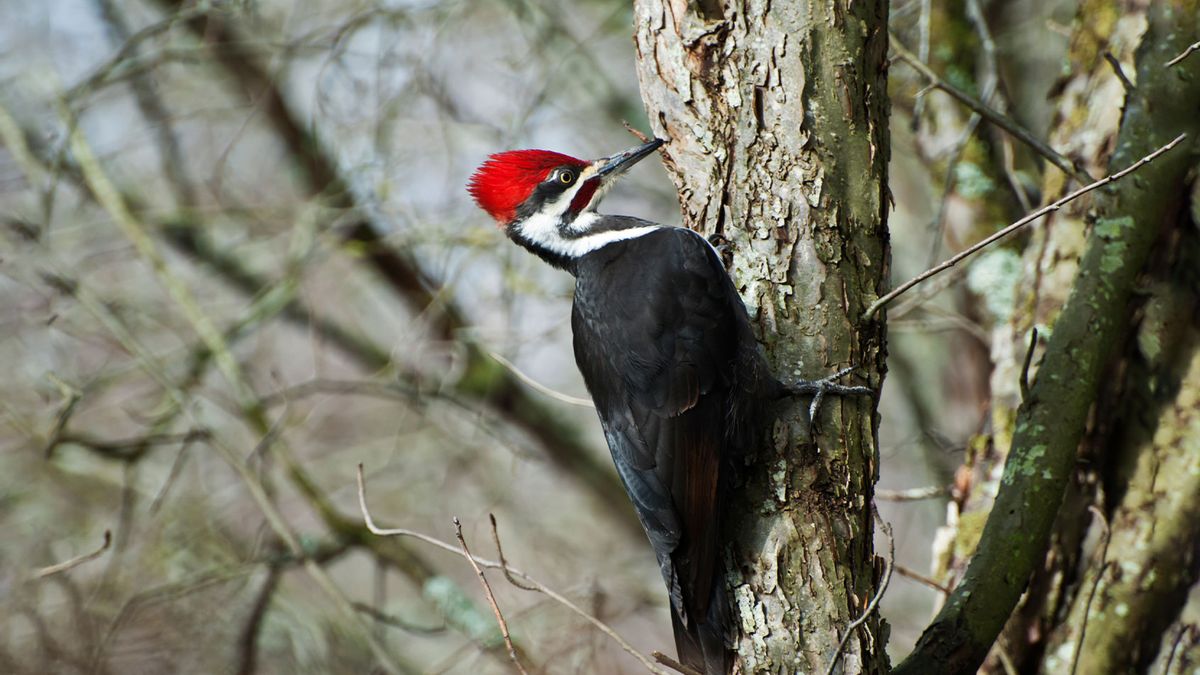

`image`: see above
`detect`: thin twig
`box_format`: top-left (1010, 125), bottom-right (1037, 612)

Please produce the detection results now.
top-left (453, 517), bottom-right (528, 675)
top-left (876, 485), bottom-right (949, 502)
top-left (34, 530), bottom-right (112, 579)
top-left (64, 105), bottom-right (409, 675)
top-left (1020, 327), bottom-right (1040, 402)
top-left (1071, 505), bottom-right (1112, 675)
top-left (489, 514), bottom-right (539, 592)
top-left (1166, 40), bottom-right (1200, 67)
top-left (824, 517), bottom-right (894, 675)
top-left (890, 31), bottom-right (1091, 184)
top-left (356, 465), bottom-right (672, 675)
top-left (863, 133), bottom-right (1187, 320)
top-left (1104, 52), bottom-right (1136, 92)
top-left (488, 351), bottom-right (593, 408)
top-left (652, 651), bottom-right (703, 675)
top-left (893, 564), bottom-right (950, 595)
top-left (352, 603), bottom-right (447, 634)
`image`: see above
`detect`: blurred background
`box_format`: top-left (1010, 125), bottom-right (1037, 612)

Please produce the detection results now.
top-left (0, 0), bottom-right (1080, 672)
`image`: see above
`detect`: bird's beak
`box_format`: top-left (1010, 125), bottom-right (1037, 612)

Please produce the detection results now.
top-left (595, 138), bottom-right (665, 179)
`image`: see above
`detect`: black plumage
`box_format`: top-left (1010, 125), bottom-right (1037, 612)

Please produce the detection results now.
top-left (468, 140), bottom-right (862, 675)
top-left (570, 225), bottom-right (772, 673)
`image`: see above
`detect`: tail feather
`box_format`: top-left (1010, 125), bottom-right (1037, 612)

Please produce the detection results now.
top-left (670, 580), bottom-right (731, 675)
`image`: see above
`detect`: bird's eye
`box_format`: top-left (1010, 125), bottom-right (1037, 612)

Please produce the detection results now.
top-left (559, 170), bottom-right (576, 185)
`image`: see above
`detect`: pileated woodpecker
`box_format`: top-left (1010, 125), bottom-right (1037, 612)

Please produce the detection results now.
top-left (468, 138), bottom-right (870, 674)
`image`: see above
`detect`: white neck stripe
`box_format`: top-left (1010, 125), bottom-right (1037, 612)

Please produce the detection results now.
top-left (516, 211), bottom-right (662, 257)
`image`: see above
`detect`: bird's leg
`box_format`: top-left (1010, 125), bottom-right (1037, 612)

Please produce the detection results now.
top-left (783, 366), bottom-right (874, 423)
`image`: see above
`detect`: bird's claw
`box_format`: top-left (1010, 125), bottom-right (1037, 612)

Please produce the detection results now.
top-left (784, 366), bottom-right (874, 426)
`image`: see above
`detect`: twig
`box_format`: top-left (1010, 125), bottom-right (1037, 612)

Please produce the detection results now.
top-left (893, 564), bottom-right (950, 595)
top-left (890, 31), bottom-right (1091, 184)
top-left (1020, 327), bottom-right (1040, 402)
top-left (356, 465), bottom-right (672, 675)
top-left (994, 637), bottom-right (1019, 675)
top-left (876, 485), bottom-right (949, 502)
top-left (652, 651), bottom-right (703, 675)
top-left (824, 517), bottom-right (894, 675)
top-left (863, 133), bottom-right (1187, 320)
top-left (623, 120), bottom-right (652, 143)
top-left (65, 106), bottom-right (410, 675)
top-left (1070, 505), bottom-right (1112, 675)
top-left (452, 517), bottom-right (528, 675)
top-left (1166, 40), bottom-right (1200, 67)
top-left (1104, 52), bottom-right (1136, 92)
top-left (352, 603), bottom-right (447, 634)
top-left (910, 0), bottom-right (932, 128)
top-left (488, 515), bottom-right (539, 592)
top-left (488, 351), bottom-right (593, 408)
top-left (34, 530), bottom-right (112, 579)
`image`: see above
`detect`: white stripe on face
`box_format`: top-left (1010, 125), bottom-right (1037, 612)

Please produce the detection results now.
top-left (515, 211), bottom-right (662, 258)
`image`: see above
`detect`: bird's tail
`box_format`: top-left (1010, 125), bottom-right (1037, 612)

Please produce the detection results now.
top-left (670, 581), bottom-right (731, 675)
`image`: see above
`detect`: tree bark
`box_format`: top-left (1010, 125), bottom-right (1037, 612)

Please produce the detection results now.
top-left (903, 2), bottom-right (1200, 673)
top-left (633, 2), bottom-right (891, 671)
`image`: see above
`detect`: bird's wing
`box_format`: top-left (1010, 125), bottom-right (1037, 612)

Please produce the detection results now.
top-left (572, 227), bottom-right (742, 625)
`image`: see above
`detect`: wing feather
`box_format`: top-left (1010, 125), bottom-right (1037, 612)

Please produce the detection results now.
top-left (572, 227), bottom-right (742, 626)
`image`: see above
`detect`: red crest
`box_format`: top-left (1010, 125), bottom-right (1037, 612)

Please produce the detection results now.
top-left (468, 149), bottom-right (587, 224)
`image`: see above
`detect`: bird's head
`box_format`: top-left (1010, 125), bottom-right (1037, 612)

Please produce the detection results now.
top-left (468, 138), bottom-right (664, 265)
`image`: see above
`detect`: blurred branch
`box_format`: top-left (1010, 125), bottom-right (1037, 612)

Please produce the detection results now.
top-left (890, 31), bottom-right (1092, 184)
top-left (357, 464), bottom-right (673, 675)
top-left (64, 104), bottom-right (412, 675)
top-left (234, 566), bottom-right (281, 675)
top-left (1166, 40), bottom-right (1200, 66)
top-left (33, 530), bottom-right (112, 579)
top-left (143, 0), bottom-right (638, 535)
top-left (352, 603), bottom-right (447, 634)
top-left (90, 0), bottom-right (197, 206)
top-left (863, 134), bottom-right (1186, 320)
top-left (876, 485), bottom-right (949, 502)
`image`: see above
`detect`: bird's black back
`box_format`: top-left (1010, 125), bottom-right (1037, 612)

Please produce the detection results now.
top-left (570, 224), bottom-right (768, 674)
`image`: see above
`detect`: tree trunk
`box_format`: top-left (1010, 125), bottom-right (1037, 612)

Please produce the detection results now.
top-left (633, 2), bottom-right (891, 672)
top-left (911, 2), bottom-right (1200, 673)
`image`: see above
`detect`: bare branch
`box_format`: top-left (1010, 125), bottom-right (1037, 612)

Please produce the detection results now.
top-left (890, 31), bottom-right (1092, 184)
top-left (452, 518), bottom-right (528, 675)
top-left (893, 564), bottom-right (951, 595)
top-left (1070, 505), bottom-right (1112, 675)
top-left (34, 531), bottom-right (112, 579)
top-left (487, 351), bottom-right (594, 408)
top-left (1104, 52), bottom-right (1136, 93)
top-left (1166, 40), bottom-right (1200, 67)
top-left (651, 651), bottom-right (703, 675)
top-left (876, 485), bottom-right (949, 502)
top-left (863, 133), bottom-right (1187, 320)
top-left (356, 465), bottom-right (672, 675)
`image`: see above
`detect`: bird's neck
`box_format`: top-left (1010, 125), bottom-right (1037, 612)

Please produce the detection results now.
top-left (508, 212), bottom-right (664, 274)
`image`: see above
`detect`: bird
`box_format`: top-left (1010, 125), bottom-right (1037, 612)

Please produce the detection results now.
top-left (468, 137), bottom-right (871, 674)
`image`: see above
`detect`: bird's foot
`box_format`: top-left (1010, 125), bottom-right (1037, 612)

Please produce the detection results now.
top-left (784, 367), bottom-right (874, 423)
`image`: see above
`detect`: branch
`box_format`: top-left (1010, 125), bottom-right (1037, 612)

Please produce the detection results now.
top-left (64, 106), bottom-right (412, 675)
top-left (1166, 40), bottom-right (1200, 66)
top-left (863, 133), bottom-right (1186, 321)
top-left (453, 518), bottom-right (528, 675)
top-left (890, 31), bottom-right (1092, 185)
top-left (895, 6), bottom-right (1200, 670)
top-left (356, 465), bottom-right (672, 675)
top-left (33, 531), bottom-right (112, 579)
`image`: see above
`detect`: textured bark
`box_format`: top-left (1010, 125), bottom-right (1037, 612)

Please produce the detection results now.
top-left (908, 2), bottom-right (1200, 673)
top-left (633, 1), bottom-right (890, 672)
